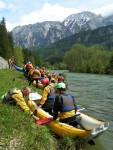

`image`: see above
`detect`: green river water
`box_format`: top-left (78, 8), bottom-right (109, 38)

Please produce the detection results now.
top-left (52, 70), bottom-right (113, 150)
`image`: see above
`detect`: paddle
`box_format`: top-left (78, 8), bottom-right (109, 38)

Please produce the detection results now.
top-left (77, 108), bottom-right (85, 111)
top-left (35, 117), bottom-right (53, 125)
top-left (32, 109), bottom-right (53, 125)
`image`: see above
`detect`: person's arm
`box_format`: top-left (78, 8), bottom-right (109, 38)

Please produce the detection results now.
top-left (39, 87), bottom-right (50, 107)
top-left (12, 93), bottom-right (32, 115)
top-left (53, 95), bottom-right (62, 120)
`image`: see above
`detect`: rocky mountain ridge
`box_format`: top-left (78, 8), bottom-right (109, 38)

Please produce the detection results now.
top-left (12, 11), bottom-right (113, 48)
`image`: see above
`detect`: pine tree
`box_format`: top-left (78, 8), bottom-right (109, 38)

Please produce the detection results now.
top-left (7, 31), bottom-right (14, 55)
top-left (0, 17), bottom-right (13, 59)
top-left (0, 18), bottom-right (9, 58)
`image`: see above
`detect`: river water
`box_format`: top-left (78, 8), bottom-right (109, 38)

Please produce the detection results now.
top-left (52, 70), bottom-right (113, 150)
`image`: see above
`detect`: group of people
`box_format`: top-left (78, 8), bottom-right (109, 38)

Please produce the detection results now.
top-left (2, 60), bottom-right (80, 127)
top-left (23, 61), bottom-right (65, 87)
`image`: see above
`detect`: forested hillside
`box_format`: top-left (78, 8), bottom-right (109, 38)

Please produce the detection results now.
top-left (30, 25), bottom-right (113, 74)
top-left (30, 25), bottom-right (113, 60)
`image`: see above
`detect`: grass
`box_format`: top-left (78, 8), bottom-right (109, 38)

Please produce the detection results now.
top-left (0, 69), bottom-right (85, 150)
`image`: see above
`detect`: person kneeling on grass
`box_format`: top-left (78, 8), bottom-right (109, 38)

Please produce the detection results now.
top-left (1, 86), bottom-right (39, 120)
top-left (53, 83), bottom-right (82, 128)
top-left (38, 78), bottom-right (55, 115)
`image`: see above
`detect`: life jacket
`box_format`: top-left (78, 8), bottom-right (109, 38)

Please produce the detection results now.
top-left (25, 63), bottom-right (33, 69)
top-left (40, 69), bottom-right (45, 76)
top-left (57, 76), bottom-right (64, 83)
top-left (60, 94), bottom-right (75, 112)
top-left (47, 85), bottom-right (55, 101)
top-left (29, 68), bottom-right (41, 79)
top-left (2, 88), bottom-right (19, 105)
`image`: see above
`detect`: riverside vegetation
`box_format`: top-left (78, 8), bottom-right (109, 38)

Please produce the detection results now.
top-left (0, 69), bottom-right (85, 150)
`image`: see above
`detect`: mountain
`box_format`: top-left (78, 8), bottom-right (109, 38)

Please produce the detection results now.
top-left (104, 14), bottom-right (113, 25)
top-left (12, 11), bottom-right (113, 49)
top-left (63, 11), bottom-right (104, 34)
top-left (12, 21), bottom-right (71, 48)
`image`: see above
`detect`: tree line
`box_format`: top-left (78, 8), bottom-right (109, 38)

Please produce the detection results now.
top-left (64, 44), bottom-right (113, 74)
top-left (0, 18), bottom-right (43, 67)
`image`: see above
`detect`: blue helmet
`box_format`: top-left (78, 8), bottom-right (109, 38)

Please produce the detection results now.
top-left (36, 66), bottom-right (39, 69)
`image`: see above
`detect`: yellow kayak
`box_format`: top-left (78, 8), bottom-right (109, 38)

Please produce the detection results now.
top-left (32, 80), bottom-right (44, 89)
top-left (28, 96), bottom-right (109, 141)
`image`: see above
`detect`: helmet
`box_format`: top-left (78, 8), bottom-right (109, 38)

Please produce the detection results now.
top-left (41, 78), bottom-right (49, 84)
top-left (59, 73), bottom-right (62, 76)
top-left (50, 78), bottom-right (55, 83)
top-left (36, 66), bottom-right (39, 69)
top-left (56, 83), bottom-right (66, 89)
top-left (27, 61), bottom-right (31, 64)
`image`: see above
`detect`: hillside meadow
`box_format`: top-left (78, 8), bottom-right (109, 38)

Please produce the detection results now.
top-left (0, 69), bottom-right (84, 150)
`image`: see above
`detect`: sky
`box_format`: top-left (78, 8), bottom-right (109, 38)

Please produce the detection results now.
top-left (0, 0), bottom-right (113, 31)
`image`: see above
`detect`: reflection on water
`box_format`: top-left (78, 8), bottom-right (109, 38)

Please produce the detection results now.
top-left (51, 71), bottom-right (113, 150)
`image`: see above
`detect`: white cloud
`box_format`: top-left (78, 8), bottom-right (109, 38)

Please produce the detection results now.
top-left (6, 22), bottom-right (18, 31)
top-left (93, 3), bottom-right (113, 16)
top-left (21, 3), bottom-right (77, 25)
top-left (0, 1), bottom-right (6, 9)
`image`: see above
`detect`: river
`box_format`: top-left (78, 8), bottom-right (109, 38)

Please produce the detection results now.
top-left (51, 70), bottom-right (113, 150)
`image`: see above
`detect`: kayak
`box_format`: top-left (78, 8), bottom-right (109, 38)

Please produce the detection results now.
top-left (27, 97), bottom-right (109, 141)
top-left (13, 64), bottom-right (25, 72)
top-left (32, 80), bottom-right (44, 89)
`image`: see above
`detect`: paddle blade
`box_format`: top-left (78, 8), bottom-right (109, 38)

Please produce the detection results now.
top-left (35, 117), bottom-right (53, 125)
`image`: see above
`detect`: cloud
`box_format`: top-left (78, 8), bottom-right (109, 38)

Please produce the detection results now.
top-left (0, 1), bottom-right (6, 9)
top-left (6, 22), bottom-right (18, 31)
top-left (21, 3), bottom-right (77, 25)
top-left (93, 3), bottom-right (113, 16)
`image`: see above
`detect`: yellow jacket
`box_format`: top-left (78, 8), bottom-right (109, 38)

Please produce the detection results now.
top-left (8, 58), bottom-right (14, 64)
top-left (11, 89), bottom-right (32, 115)
top-left (40, 86), bottom-right (50, 105)
top-left (59, 110), bottom-right (75, 119)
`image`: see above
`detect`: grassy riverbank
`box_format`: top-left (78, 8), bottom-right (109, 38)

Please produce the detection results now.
top-left (0, 69), bottom-right (84, 150)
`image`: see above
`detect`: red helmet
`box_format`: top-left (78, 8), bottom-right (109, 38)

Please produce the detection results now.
top-left (41, 78), bottom-right (49, 84)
